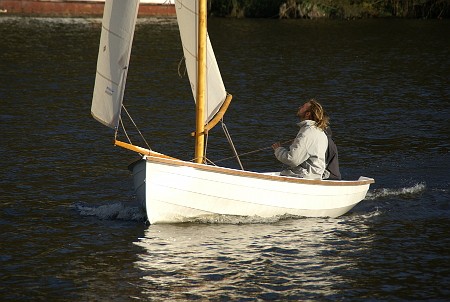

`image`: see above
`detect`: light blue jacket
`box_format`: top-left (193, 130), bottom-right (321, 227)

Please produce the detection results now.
top-left (274, 120), bottom-right (328, 179)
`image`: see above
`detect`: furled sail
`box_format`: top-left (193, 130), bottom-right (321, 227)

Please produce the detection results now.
top-left (175, 0), bottom-right (227, 124)
top-left (91, 0), bottom-right (139, 129)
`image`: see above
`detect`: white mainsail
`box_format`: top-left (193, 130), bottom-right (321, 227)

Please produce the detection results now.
top-left (91, 0), bottom-right (139, 129)
top-left (175, 0), bottom-right (227, 124)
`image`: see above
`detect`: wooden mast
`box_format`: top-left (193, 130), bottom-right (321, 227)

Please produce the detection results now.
top-left (194, 0), bottom-right (207, 164)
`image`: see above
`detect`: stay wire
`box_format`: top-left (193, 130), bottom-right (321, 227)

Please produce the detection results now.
top-left (121, 105), bottom-right (152, 150)
top-left (204, 127), bottom-right (209, 164)
top-left (222, 121), bottom-right (244, 170)
top-left (177, 56), bottom-right (187, 78)
top-left (119, 116), bottom-right (132, 145)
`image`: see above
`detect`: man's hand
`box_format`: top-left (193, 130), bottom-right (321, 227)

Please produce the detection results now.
top-left (272, 142), bottom-right (281, 150)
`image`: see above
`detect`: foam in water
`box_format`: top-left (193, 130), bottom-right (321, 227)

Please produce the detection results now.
top-left (74, 202), bottom-right (146, 222)
top-left (365, 182), bottom-right (426, 200)
top-left (74, 203), bottom-right (308, 225)
top-left (185, 213), bottom-right (302, 225)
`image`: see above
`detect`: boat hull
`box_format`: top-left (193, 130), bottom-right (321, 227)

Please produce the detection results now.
top-left (128, 159), bottom-right (146, 208)
top-left (131, 156), bottom-right (374, 224)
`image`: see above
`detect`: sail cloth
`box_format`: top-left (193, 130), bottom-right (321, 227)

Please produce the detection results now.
top-left (91, 0), bottom-right (139, 129)
top-left (175, 0), bottom-right (227, 124)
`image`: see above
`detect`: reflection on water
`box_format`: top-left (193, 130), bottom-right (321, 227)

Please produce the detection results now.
top-left (133, 217), bottom-right (374, 300)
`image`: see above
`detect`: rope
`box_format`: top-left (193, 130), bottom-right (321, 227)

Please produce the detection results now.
top-left (204, 127), bottom-right (209, 164)
top-left (119, 116), bottom-right (132, 144)
top-left (122, 105), bottom-right (152, 150)
top-left (222, 121), bottom-right (244, 170)
top-left (177, 56), bottom-right (187, 78)
top-left (213, 139), bottom-right (294, 164)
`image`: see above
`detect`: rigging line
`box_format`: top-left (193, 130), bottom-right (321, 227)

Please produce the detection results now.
top-left (214, 139), bottom-right (294, 164)
top-left (222, 121), bottom-right (244, 170)
top-left (119, 116), bottom-right (132, 144)
top-left (190, 156), bottom-right (218, 167)
top-left (118, 112), bottom-right (134, 147)
top-left (177, 56), bottom-right (187, 78)
top-left (204, 157), bottom-right (219, 166)
top-left (203, 126), bottom-right (209, 164)
top-left (119, 107), bottom-right (132, 145)
top-left (204, 157), bottom-right (215, 165)
top-left (122, 105), bottom-right (152, 150)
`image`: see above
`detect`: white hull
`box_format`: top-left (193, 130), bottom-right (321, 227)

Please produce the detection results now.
top-left (131, 156), bottom-right (374, 224)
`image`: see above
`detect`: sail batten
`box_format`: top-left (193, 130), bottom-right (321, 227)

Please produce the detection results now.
top-left (91, 0), bottom-right (139, 129)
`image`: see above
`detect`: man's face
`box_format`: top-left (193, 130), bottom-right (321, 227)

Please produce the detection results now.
top-left (297, 102), bottom-right (311, 120)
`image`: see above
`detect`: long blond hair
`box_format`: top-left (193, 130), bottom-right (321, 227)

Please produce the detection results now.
top-left (307, 99), bottom-right (329, 130)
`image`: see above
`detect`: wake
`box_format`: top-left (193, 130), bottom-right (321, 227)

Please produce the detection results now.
top-left (364, 182), bottom-right (426, 200)
top-left (73, 202), bottom-right (146, 222)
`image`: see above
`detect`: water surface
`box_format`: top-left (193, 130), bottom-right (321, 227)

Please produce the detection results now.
top-left (0, 16), bottom-right (449, 300)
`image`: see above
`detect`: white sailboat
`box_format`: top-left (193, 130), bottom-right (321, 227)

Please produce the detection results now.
top-left (91, 0), bottom-right (374, 224)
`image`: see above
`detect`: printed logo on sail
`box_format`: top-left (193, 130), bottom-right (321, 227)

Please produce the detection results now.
top-left (105, 86), bottom-right (114, 96)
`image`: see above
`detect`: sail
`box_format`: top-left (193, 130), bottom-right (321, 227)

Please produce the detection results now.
top-left (91, 0), bottom-right (139, 129)
top-left (175, 0), bottom-right (227, 124)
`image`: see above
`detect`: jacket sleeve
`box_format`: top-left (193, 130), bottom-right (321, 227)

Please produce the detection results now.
top-left (274, 134), bottom-right (310, 167)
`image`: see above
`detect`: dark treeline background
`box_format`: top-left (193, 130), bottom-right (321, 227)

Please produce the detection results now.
top-left (209, 0), bottom-right (449, 19)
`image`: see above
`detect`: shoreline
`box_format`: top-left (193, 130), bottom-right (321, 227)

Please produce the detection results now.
top-left (1, 0), bottom-right (447, 20)
top-left (0, 0), bottom-right (176, 18)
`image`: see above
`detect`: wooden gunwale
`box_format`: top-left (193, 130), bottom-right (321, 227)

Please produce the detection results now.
top-left (145, 155), bottom-right (375, 187)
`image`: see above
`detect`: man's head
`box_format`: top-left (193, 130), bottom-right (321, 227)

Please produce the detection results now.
top-left (297, 98), bottom-right (329, 130)
top-left (297, 102), bottom-right (312, 120)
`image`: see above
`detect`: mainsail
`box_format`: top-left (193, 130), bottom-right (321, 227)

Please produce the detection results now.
top-left (91, 0), bottom-right (139, 129)
top-left (175, 0), bottom-right (227, 124)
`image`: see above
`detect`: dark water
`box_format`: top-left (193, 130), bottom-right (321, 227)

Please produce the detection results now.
top-left (1, 16), bottom-right (449, 301)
